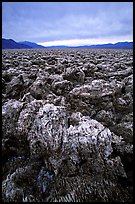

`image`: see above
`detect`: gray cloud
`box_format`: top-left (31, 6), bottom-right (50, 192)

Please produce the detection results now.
top-left (2, 2), bottom-right (133, 43)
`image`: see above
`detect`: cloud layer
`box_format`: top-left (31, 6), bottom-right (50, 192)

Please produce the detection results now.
top-left (2, 2), bottom-right (133, 45)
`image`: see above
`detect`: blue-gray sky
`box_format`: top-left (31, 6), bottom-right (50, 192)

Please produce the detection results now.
top-left (2, 2), bottom-right (133, 46)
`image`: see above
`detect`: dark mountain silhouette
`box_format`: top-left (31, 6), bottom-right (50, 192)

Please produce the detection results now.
top-left (19, 41), bottom-right (46, 48)
top-left (2, 39), bottom-right (32, 49)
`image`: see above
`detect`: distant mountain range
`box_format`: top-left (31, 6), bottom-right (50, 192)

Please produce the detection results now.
top-left (49, 42), bottom-right (133, 49)
top-left (2, 39), bottom-right (45, 49)
top-left (2, 39), bottom-right (32, 49)
top-left (2, 38), bottom-right (133, 49)
top-left (19, 41), bottom-right (45, 48)
top-left (74, 42), bottom-right (133, 49)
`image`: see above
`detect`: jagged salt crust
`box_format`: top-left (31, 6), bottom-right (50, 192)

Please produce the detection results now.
top-left (2, 49), bottom-right (133, 202)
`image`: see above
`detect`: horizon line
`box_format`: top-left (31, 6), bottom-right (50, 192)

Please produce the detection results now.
top-left (37, 37), bottom-right (133, 47)
top-left (2, 37), bottom-right (133, 47)
top-left (39, 41), bottom-right (133, 47)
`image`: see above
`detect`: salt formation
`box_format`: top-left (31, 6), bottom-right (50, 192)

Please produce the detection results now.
top-left (2, 48), bottom-right (133, 202)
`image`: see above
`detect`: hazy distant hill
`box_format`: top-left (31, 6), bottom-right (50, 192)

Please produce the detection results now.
top-left (111, 42), bottom-right (133, 49)
top-left (48, 42), bottom-right (133, 49)
top-left (77, 42), bottom-right (133, 49)
top-left (19, 41), bottom-right (46, 48)
top-left (2, 39), bottom-right (32, 49)
top-left (46, 45), bottom-right (69, 49)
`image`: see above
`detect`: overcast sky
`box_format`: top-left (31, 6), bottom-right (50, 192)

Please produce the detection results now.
top-left (2, 2), bottom-right (133, 46)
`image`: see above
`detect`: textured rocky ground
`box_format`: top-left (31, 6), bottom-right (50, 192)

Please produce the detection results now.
top-left (2, 48), bottom-right (133, 202)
